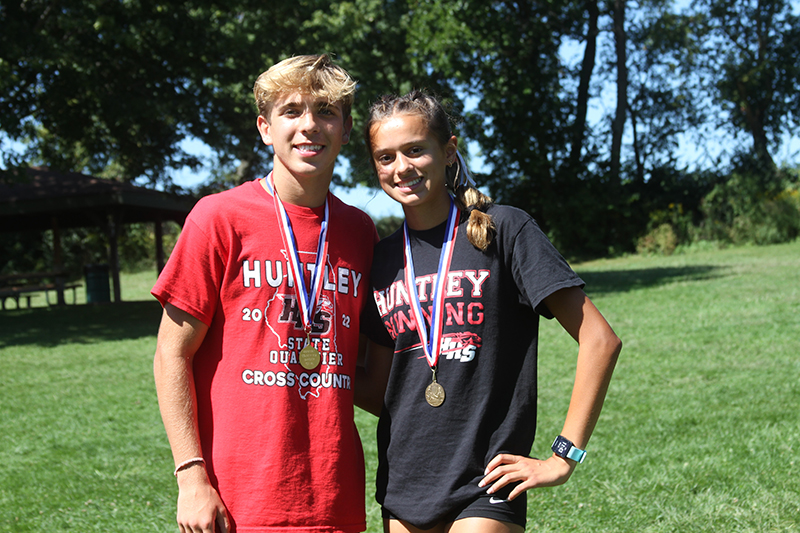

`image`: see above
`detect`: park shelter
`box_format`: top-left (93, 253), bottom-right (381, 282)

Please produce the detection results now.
top-left (0, 166), bottom-right (197, 304)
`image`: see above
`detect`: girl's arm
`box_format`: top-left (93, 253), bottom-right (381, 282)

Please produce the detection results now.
top-left (479, 286), bottom-right (621, 500)
top-left (354, 336), bottom-right (394, 416)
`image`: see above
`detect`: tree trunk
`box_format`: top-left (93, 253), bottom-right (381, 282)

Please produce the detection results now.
top-left (737, 78), bottom-right (775, 169)
top-left (630, 104), bottom-right (644, 184)
top-left (570, 0), bottom-right (600, 171)
top-left (610, 0), bottom-right (628, 185)
top-left (740, 0), bottom-right (776, 170)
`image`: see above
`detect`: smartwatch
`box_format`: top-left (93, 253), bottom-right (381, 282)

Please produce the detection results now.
top-left (551, 435), bottom-right (587, 463)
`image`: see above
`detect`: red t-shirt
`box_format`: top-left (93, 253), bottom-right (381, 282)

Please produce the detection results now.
top-left (153, 179), bottom-right (376, 532)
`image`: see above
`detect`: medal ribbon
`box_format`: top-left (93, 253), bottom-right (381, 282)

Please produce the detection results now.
top-left (265, 172), bottom-right (330, 335)
top-left (403, 199), bottom-right (459, 370)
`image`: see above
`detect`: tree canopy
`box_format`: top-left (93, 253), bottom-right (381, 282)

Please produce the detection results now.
top-left (2, 0), bottom-right (799, 257)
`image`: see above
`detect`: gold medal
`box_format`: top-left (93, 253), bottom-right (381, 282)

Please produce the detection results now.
top-left (425, 367), bottom-right (445, 407)
top-left (299, 344), bottom-right (321, 370)
top-left (425, 381), bottom-right (445, 407)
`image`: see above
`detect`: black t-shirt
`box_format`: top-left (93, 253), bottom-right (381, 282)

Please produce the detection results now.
top-left (363, 204), bottom-right (584, 528)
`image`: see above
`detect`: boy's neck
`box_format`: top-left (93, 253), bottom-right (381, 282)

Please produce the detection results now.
top-left (265, 167), bottom-right (332, 208)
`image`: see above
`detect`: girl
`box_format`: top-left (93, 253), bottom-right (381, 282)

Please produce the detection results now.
top-left (358, 90), bottom-right (621, 533)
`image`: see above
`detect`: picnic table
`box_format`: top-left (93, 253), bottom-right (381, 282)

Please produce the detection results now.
top-left (0, 271), bottom-right (82, 310)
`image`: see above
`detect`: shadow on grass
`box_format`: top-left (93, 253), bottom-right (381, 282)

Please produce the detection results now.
top-left (0, 300), bottom-right (163, 348)
top-left (577, 265), bottom-right (725, 296)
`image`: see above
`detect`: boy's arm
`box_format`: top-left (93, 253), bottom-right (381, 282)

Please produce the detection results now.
top-left (354, 334), bottom-right (394, 417)
top-left (480, 286), bottom-right (621, 500)
top-left (153, 303), bottom-right (230, 533)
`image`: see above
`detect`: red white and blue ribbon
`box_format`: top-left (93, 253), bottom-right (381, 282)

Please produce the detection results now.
top-left (403, 199), bottom-right (459, 370)
top-left (265, 172), bottom-right (330, 334)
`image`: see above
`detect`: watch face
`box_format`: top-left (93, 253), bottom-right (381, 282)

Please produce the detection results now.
top-left (552, 436), bottom-right (573, 456)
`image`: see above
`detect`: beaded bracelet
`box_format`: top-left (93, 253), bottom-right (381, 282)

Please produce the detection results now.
top-left (173, 457), bottom-right (206, 477)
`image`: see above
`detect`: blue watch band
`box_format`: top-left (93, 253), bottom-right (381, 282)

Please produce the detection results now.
top-left (565, 445), bottom-right (587, 463)
top-left (552, 435), bottom-right (587, 464)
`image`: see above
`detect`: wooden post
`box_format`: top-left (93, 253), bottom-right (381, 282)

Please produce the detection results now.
top-left (107, 211), bottom-right (122, 303)
top-left (52, 215), bottom-right (66, 305)
top-left (155, 217), bottom-right (165, 274)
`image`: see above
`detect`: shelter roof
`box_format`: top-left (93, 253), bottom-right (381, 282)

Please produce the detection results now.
top-left (0, 167), bottom-right (197, 232)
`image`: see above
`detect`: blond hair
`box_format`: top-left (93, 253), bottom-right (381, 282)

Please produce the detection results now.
top-left (253, 54), bottom-right (357, 119)
top-left (365, 90), bottom-right (496, 251)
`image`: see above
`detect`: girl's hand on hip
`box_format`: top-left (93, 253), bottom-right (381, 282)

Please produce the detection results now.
top-left (478, 453), bottom-right (576, 501)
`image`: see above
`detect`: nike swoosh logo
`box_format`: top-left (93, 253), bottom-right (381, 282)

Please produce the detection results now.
top-left (489, 497), bottom-right (508, 504)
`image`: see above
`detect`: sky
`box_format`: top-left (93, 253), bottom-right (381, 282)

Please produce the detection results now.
top-left (333, 183), bottom-right (404, 219)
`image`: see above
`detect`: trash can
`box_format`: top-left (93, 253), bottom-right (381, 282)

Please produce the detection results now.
top-left (84, 263), bottom-right (111, 303)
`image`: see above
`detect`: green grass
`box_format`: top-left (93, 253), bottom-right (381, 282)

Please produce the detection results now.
top-left (1, 244), bottom-right (799, 532)
top-left (530, 243), bottom-right (800, 532)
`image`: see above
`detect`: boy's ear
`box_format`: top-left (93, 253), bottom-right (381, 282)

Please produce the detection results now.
top-left (257, 115), bottom-right (273, 146)
top-left (342, 115), bottom-right (353, 145)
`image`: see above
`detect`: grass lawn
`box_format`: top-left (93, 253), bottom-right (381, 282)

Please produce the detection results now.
top-left (1, 242), bottom-right (798, 532)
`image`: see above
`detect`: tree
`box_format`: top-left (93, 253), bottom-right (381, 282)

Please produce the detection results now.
top-left (689, 0), bottom-right (800, 168)
top-left (3, 0), bottom-right (798, 258)
top-left (399, 1), bottom-right (582, 235)
top-left (2, 0), bottom-right (234, 181)
top-left (0, 0), bottom-right (412, 185)
top-left (625, 1), bottom-right (705, 183)
top-left (609, 0), bottom-right (627, 187)
top-left (569, 0), bottom-right (600, 171)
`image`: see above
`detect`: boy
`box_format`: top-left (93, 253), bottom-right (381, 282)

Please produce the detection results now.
top-left (152, 55), bottom-right (376, 533)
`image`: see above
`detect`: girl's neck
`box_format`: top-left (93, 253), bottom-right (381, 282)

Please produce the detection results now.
top-left (403, 193), bottom-right (453, 231)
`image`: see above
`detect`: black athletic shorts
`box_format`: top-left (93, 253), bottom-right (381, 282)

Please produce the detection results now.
top-left (382, 484), bottom-right (527, 528)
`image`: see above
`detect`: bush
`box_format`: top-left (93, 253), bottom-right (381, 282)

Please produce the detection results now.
top-left (729, 192), bottom-right (800, 245)
top-left (1, 222), bottom-right (181, 279)
top-left (115, 221), bottom-right (181, 271)
top-left (636, 223), bottom-right (679, 255)
top-left (374, 216), bottom-right (404, 239)
top-left (696, 161), bottom-right (799, 246)
top-left (700, 184), bottom-right (800, 246)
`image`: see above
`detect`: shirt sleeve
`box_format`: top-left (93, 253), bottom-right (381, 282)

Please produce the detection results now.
top-left (151, 208), bottom-right (226, 326)
top-left (509, 217), bottom-right (584, 319)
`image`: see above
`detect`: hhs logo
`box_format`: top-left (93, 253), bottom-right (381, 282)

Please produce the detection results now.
top-left (441, 332), bottom-right (482, 363)
top-left (278, 294), bottom-right (333, 335)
